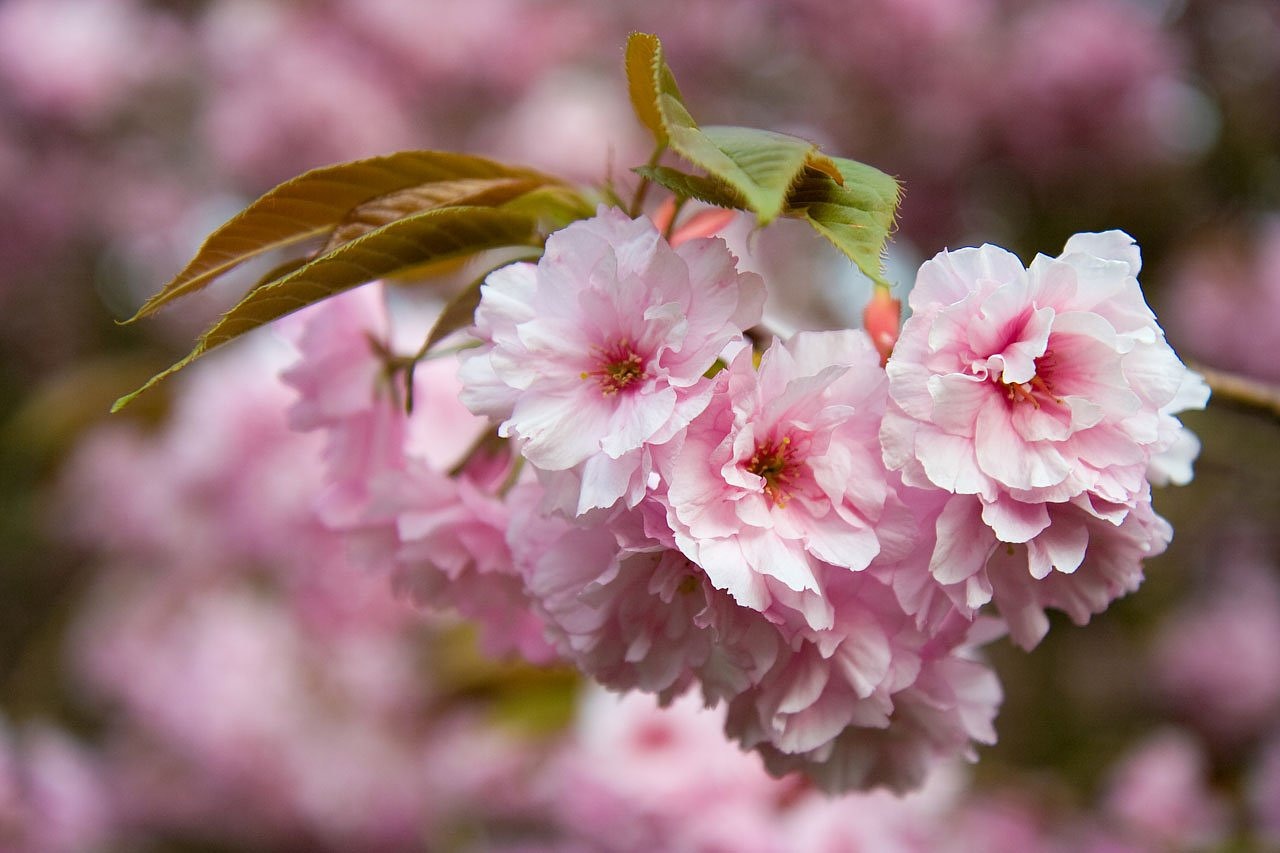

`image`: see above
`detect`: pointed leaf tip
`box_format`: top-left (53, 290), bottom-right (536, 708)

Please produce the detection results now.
top-left (112, 205), bottom-right (543, 411)
top-left (623, 34), bottom-right (845, 226)
top-left (127, 151), bottom-right (561, 322)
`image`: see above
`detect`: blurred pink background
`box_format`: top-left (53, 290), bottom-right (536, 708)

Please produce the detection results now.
top-left (1, 1), bottom-right (1278, 849)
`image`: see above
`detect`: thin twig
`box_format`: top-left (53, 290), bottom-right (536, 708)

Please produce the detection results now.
top-left (1194, 362), bottom-right (1280, 423)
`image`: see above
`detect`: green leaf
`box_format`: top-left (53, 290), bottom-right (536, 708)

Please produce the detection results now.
top-left (789, 157), bottom-right (901, 288)
top-left (127, 151), bottom-right (559, 321)
top-left (624, 33), bottom-right (840, 225)
top-left (634, 165), bottom-right (745, 209)
top-left (113, 206), bottom-right (541, 412)
top-left (677, 126), bottom-right (833, 223)
top-left (638, 157), bottom-right (901, 287)
top-left (625, 32), bottom-right (680, 147)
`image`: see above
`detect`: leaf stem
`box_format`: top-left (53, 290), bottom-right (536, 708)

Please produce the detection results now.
top-left (663, 196), bottom-right (689, 241)
top-left (498, 454), bottom-right (526, 497)
top-left (628, 145), bottom-right (666, 218)
top-left (447, 428), bottom-right (507, 478)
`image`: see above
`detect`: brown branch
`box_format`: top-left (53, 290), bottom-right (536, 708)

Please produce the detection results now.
top-left (1193, 362), bottom-right (1280, 423)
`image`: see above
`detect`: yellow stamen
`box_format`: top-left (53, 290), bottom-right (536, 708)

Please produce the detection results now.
top-left (747, 436), bottom-right (795, 506)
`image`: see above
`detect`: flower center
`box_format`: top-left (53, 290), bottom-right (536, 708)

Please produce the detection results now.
top-left (746, 435), bottom-right (798, 506)
top-left (997, 353), bottom-right (1061, 409)
top-left (583, 339), bottom-right (648, 396)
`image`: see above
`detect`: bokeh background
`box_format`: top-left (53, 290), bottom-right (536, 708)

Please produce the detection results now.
top-left (2, 0), bottom-right (1279, 849)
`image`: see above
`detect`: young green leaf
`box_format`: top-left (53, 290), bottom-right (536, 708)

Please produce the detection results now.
top-left (788, 157), bottom-right (902, 288)
top-left (638, 156), bottom-right (901, 287)
top-left (113, 206), bottom-right (541, 412)
top-left (127, 151), bottom-right (558, 321)
top-left (625, 31), bottom-right (680, 147)
top-left (624, 33), bottom-right (840, 225)
top-left (633, 165), bottom-right (745, 209)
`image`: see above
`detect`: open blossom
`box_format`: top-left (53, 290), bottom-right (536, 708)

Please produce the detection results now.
top-left (659, 329), bottom-right (912, 631)
top-left (881, 231), bottom-right (1204, 644)
top-left (458, 205), bottom-right (765, 515)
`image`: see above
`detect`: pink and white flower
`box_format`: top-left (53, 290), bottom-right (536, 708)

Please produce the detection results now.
top-left (458, 205), bottom-right (765, 515)
top-left (659, 329), bottom-right (912, 631)
top-left (915, 486), bottom-right (1171, 649)
top-left (881, 231), bottom-right (1203, 644)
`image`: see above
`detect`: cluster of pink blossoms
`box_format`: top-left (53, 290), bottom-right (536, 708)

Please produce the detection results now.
top-left (290, 206), bottom-right (1203, 793)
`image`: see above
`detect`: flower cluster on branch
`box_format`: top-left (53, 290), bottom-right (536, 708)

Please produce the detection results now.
top-left (115, 33), bottom-right (1207, 794)
top-left (279, 209), bottom-right (1202, 793)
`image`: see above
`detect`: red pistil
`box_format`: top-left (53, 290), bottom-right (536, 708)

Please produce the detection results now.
top-left (582, 339), bottom-right (648, 396)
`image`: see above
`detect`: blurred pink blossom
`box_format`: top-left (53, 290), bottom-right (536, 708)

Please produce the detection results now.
top-left (1251, 734), bottom-right (1280, 844)
top-left (199, 3), bottom-right (416, 184)
top-left (1102, 730), bottom-right (1230, 849)
top-left (1162, 218), bottom-right (1280, 382)
top-left (1153, 543), bottom-right (1280, 741)
top-left (335, 0), bottom-right (595, 93)
top-left (0, 0), bottom-right (178, 124)
top-left (993, 0), bottom-right (1192, 176)
top-left (0, 719), bottom-right (114, 853)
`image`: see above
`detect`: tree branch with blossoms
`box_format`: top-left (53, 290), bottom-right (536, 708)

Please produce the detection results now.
top-left (111, 33), bottom-right (1209, 795)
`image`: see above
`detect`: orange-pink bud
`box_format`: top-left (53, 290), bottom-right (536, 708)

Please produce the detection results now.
top-left (649, 200), bottom-right (738, 246)
top-left (863, 288), bottom-right (901, 365)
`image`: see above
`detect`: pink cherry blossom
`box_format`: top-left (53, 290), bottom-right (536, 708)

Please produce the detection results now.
top-left (920, 487), bottom-right (1170, 650)
top-left (881, 231), bottom-right (1202, 645)
top-left (659, 329), bottom-right (912, 631)
top-left (459, 205), bottom-right (765, 515)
